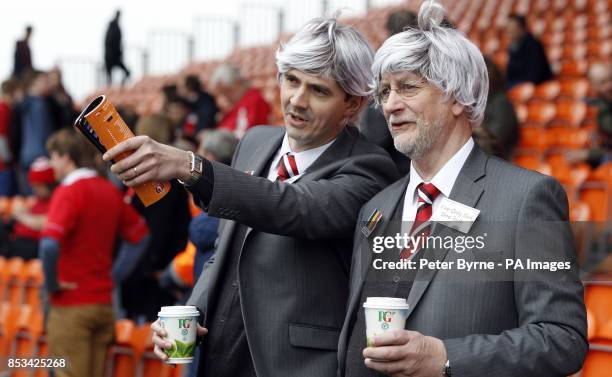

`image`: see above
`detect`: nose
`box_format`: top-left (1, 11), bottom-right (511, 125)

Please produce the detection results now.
top-left (382, 89), bottom-right (405, 117)
top-left (289, 85), bottom-right (308, 109)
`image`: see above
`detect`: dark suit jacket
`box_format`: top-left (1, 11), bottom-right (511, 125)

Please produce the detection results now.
top-left (338, 146), bottom-right (588, 377)
top-left (188, 125), bottom-right (398, 377)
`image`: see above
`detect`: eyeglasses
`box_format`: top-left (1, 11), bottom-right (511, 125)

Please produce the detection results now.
top-left (376, 80), bottom-right (424, 104)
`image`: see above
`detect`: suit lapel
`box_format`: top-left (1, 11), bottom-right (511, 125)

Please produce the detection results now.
top-left (204, 131), bottom-right (284, 319)
top-left (299, 127), bottom-right (354, 181)
top-left (406, 146), bottom-right (488, 318)
top-left (346, 176), bottom-right (410, 321)
top-left (248, 130), bottom-right (284, 177)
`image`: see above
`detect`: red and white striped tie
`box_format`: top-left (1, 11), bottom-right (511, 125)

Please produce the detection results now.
top-left (399, 182), bottom-right (440, 260)
top-left (277, 152), bottom-right (299, 182)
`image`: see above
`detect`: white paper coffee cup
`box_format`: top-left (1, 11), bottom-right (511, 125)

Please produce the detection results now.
top-left (158, 306), bottom-right (200, 364)
top-left (363, 297), bottom-right (410, 346)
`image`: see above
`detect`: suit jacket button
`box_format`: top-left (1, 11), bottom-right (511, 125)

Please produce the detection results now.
top-left (393, 276), bottom-right (401, 283)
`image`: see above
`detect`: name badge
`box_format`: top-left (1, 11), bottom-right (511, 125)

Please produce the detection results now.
top-left (430, 197), bottom-right (480, 234)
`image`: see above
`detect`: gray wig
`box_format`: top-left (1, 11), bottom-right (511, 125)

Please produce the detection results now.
top-left (372, 1), bottom-right (489, 126)
top-left (276, 15), bottom-right (374, 98)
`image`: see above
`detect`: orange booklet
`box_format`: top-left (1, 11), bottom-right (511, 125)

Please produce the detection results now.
top-left (75, 95), bottom-right (170, 207)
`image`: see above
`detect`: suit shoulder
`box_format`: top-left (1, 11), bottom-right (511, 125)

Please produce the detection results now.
top-left (359, 178), bottom-right (407, 218)
top-left (236, 125), bottom-right (284, 154)
top-left (243, 125), bottom-right (284, 141)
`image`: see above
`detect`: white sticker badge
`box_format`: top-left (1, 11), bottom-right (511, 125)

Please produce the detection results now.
top-left (430, 197), bottom-right (480, 234)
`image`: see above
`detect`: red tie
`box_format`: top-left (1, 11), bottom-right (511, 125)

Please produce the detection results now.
top-left (399, 182), bottom-right (441, 260)
top-left (277, 152), bottom-right (299, 182)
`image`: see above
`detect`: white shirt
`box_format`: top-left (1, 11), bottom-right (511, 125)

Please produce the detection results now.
top-left (61, 168), bottom-right (97, 186)
top-left (266, 133), bottom-right (336, 183)
top-left (401, 138), bottom-right (475, 230)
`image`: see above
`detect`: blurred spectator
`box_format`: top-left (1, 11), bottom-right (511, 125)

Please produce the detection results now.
top-left (165, 96), bottom-right (198, 149)
top-left (119, 115), bottom-right (191, 322)
top-left (211, 64), bottom-right (271, 138)
top-left (18, 71), bottom-right (54, 194)
top-left (566, 62), bottom-right (612, 167)
top-left (385, 9), bottom-right (418, 35)
top-left (181, 75), bottom-right (218, 136)
top-left (480, 57), bottom-right (519, 159)
top-left (506, 15), bottom-right (553, 88)
top-left (359, 10), bottom-right (416, 176)
top-left (46, 67), bottom-right (76, 129)
top-left (0, 157), bottom-right (55, 260)
top-left (161, 84), bottom-right (180, 111)
top-left (41, 128), bottom-right (149, 377)
top-left (104, 10), bottom-right (131, 86)
top-left (191, 130), bottom-right (238, 278)
top-left (0, 79), bottom-right (19, 196)
top-left (13, 25), bottom-right (34, 79)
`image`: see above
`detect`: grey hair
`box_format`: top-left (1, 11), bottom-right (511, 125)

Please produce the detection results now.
top-left (210, 64), bottom-right (244, 87)
top-left (372, 0), bottom-right (489, 127)
top-left (275, 15), bottom-right (374, 97)
top-left (200, 130), bottom-right (239, 166)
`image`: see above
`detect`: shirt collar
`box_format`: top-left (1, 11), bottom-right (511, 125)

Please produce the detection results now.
top-left (270, 132), bottom-right (336, 175)
top-left (406, 137), bottom-right (474, 202)
top-left (61, 168), bottom-right (97, 186)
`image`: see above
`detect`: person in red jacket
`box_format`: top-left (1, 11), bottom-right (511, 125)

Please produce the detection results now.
top-left (40, 128), bottom-right (149, 377)
top-left (210, 64), bottom-right (271, 138)
top-left (1, 157), bottom-right (56, 260)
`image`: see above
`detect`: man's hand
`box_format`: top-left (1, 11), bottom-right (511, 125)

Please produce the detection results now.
top-left (102, 135), bottom-right (192, 186)
top-left (363, 330), bottom-right (447, 377)
top-left (151, 319), bottom-right (208, 361)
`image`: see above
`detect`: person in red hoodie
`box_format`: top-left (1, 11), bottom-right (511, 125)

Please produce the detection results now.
top-left (210, 64), bottom-right (271, 138)
top-left (40, 128), bottom-right (149, 377)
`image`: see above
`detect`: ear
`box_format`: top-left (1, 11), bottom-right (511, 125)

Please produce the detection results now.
top-left (343, 95), bottom-right (366, 120)
top-left (451, 100), bottom-right (465, 117)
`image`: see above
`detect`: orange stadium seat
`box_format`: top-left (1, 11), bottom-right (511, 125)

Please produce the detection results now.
top-left (559, 79), bottom-right (590, 99)
top-left (532, 80), bottom-right (561, 102)
top-left (561, 44), bottom-right (588, 61)
top-left (524, 102), bottom-right (556, 127)
top-left (569, 201), bottom-right (591, 221)
top-left (585, 284), bottom-right (612, 341)
top-left (10, 304), bottom-right (45, 377)
top-left (581, 282), bottom-right (612, 376)
top-left (105, 319), bottom-right (140, 377)
top-left (587, 40), bottom-right (612, 59)
top-left (0, 302), bottom-right (20, 358)
top-left (508, 82), bottom-right (535, 104)
top-left (552, 100), bottom-right (588, 127)
top-left (514, 103), bottom-right (528, 124)
top-left (579, 182), bottom-right (611, 222)
top-left (23, 259), bottom-right (43, 309)
top-left (3, 258), bottom-right (26, 307)
top-left (581, 348), bottom-right (612, 377)
top-left (559, 60), bottom-right (589, 77)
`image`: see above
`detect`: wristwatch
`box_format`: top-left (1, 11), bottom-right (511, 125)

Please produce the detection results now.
top-left (178, 151), bottom-right (204, 187)
top-left (443, 360), bottom-right (451, 376)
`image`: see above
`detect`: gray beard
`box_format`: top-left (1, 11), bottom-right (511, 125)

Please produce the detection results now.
top-left (392, 118), bottom-right (445, 160)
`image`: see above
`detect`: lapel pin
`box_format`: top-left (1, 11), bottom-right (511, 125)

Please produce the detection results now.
top-left (361, 209), bottom-right (383, 237)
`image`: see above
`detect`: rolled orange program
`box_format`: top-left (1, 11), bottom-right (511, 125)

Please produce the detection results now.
top-left (74, 95), bottom-right (170, 207)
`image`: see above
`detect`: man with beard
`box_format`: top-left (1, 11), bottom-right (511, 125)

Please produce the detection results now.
top-left (102, 16), bottom-right (398, 377)
top-left (337, 2), bottom-right (587, 376)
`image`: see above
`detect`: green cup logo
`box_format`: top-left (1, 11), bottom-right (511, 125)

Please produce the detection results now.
top-left (179, 319), bottom-right (192, 328)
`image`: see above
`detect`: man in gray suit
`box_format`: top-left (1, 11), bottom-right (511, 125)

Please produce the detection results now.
top-left (338, 2), bottom-right (587, 376)
top-left (103, 16), bottom-right (398, 377)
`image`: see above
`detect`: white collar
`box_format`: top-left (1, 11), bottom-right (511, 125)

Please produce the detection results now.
top-left (406, 137), bottom-right (474, 201)
top-left (268, 133), bottom-right (336, 182)
top-left (61, 168), bottom-right (97, 186)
